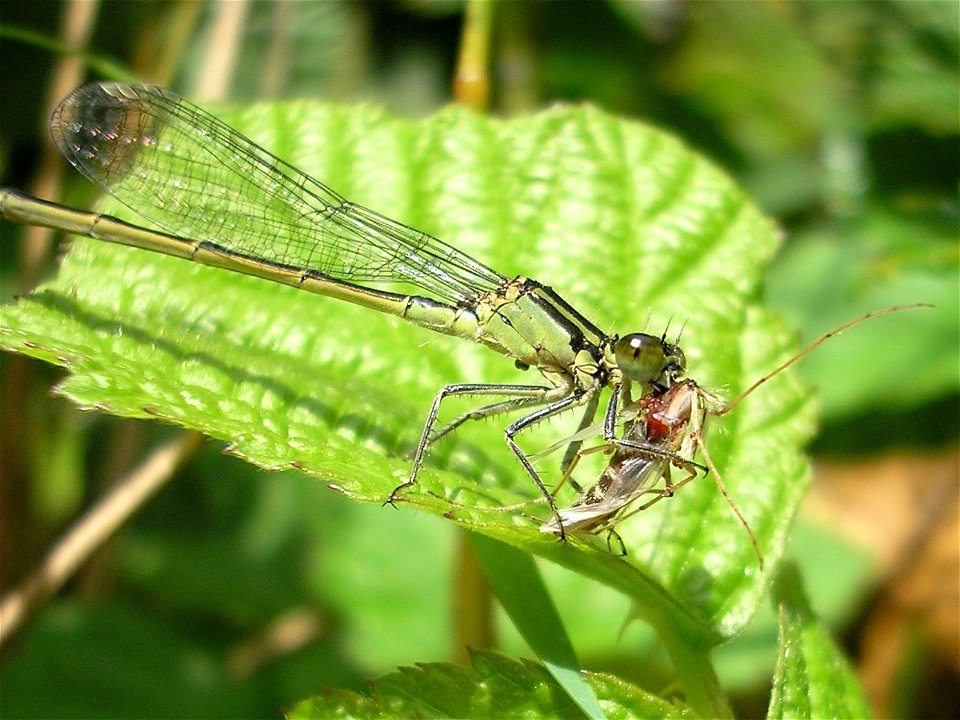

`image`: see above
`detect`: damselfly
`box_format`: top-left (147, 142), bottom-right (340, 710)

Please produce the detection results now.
top-left (0, 82), bottom-right (688, 534)
top-left (541, 306), bottom-right (927, 562)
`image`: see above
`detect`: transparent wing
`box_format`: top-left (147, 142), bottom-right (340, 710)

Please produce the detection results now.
top-left (541, 452), bottom-right (665, 534)
top-left (50, 82), bottom-right (506, 304)
top-left (528, 404), bottom-right (642, 462)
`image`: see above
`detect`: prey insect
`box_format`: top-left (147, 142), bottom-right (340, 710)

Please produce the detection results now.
top-left (539, 379), bottom-right (756, 560)
top-left (0, 82), bottom-right (689, 535)
top-left (541, 305), bottom-right (928, 564)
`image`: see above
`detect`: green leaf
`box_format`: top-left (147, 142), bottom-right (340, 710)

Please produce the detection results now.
top-left (1, 100), bottom-right (809, 640)
top-left (768, 562), bottom-right (872, 719)
top-left (286, 649), bottom-right (697, 720)
top-left (469, 534), bottom-right (604, 720)
top-left (712, 517), bottom-right (878, 692)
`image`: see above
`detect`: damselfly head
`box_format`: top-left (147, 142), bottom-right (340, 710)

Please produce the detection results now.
top-left (615, 332), bottom-right (686, 390)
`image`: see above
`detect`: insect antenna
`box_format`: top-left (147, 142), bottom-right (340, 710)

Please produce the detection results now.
top-left (719, 304), bottom-right (931, 417)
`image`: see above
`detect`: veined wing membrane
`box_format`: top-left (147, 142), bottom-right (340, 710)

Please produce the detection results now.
top-left (51, 83), bottom-right (504, 304)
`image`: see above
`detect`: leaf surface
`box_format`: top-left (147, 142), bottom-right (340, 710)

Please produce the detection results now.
top-left (287, 649), bottom-right (697, 720)
top-left (1, 99), bottom-right (811, 639)
top-left (767, 563), bottom-right (872, 719)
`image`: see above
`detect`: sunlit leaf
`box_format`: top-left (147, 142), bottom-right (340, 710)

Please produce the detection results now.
top-left (287, 649), bottom-right (697, 720)
top-left (1, 98), bottom-right (808, 641)
top-left (768, 563), bottom-right (872, 720)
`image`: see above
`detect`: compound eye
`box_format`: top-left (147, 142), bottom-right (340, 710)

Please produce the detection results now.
top-left (615, 333), bottom-right (687, 386)
top-left (616, 333), bottom-right (665, 383)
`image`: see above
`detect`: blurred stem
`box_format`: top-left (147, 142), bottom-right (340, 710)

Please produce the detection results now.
top-left (0, 0), bottom-right (100, 611)
top-left (452, 529), bottom-right (494, 662)
top-left (132, 0), bottom-right (204, 86)
top-left (194, 0), bottom-right (250, 101)
top-left (0, 432), bottom-right (203, 646)
top-left (260, 0), bottom-right (292, 98)
top-left (634, 604), bottom-right (733, 718)
top-left (452, 0), bottom-right (496, 658)
top-left (646, 608), bottom-right (732, 719)
top-left (18, 0), bottom-right (99, 291)
top-left (496, 0), bottom-right (537, 114)
top-left (454, 0), bottom-right (494, 111)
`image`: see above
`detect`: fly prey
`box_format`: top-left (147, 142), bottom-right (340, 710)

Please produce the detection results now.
top-left (0, 82), bottom-right (687, 534)
top-left (541, 378), bottom-right (763, 565)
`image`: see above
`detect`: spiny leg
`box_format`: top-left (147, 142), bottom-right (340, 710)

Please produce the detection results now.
top-left (504, 389), bottom-right (599, 540)
top-left (386, 381), bottom-right (572, 505)
top-left (558, 390), bottom-right (601, 493)
top-left (410, 385), bottom-right (556, 456)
